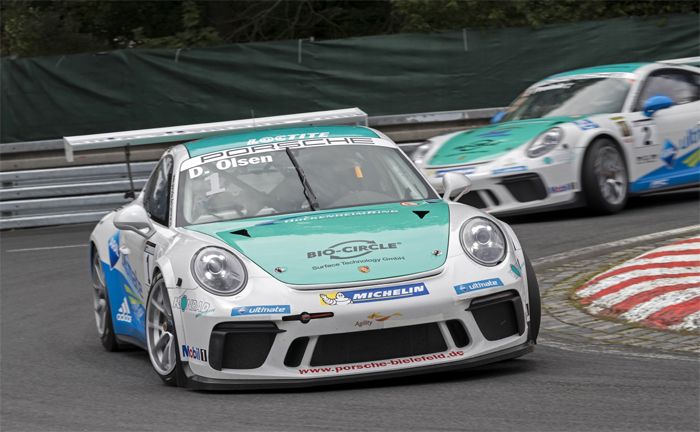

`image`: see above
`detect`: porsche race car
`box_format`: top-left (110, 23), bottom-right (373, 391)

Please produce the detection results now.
top-left (78, 110), bottom-right (541, 389)
top-left (413, 59), bottom-right (700, 215)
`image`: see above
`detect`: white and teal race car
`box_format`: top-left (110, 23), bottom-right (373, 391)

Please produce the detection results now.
top-left (413, 59), bottom-right (700, 215)
top-left (73, 110), bottom-right (540, 389)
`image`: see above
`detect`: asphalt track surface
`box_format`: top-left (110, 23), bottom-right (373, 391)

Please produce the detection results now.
top-left (2, 190), bottom-right (699, 432)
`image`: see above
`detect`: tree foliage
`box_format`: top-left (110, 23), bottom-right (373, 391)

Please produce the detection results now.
top-left (1, 0), bottom-right (697, 57)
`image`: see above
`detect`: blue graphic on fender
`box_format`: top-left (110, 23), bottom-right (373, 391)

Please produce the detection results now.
top-left (101, 247), bottom-right (146, 343)
top-left (660, 139), bottom-right (677, 168)
top-left (108, 231), bottom-right (120, 268)
top-left (632, 141), bottom-right (700, 193)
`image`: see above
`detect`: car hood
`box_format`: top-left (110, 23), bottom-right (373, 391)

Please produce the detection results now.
top-left (185, 201), bottom-right (450, 286)
top-left (427, 116), bottom-right (574, 167)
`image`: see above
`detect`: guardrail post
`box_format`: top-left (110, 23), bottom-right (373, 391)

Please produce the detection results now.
top-left (124, 144), bottom-right (136, 200)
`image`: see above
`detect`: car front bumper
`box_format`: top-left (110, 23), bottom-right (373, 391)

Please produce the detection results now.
top-left (423, 150), bottom-right (581, 216)
top-left (169, 248), bottom-right (534, 388)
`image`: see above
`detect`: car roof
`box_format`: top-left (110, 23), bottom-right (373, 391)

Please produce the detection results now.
top-left (184, 125), bottom-right (380, 157)
top-left (543, 62), bottom-right (650, 81)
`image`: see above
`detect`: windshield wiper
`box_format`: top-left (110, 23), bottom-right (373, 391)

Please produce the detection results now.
top-left (285, 148), bottom-right (319, 211)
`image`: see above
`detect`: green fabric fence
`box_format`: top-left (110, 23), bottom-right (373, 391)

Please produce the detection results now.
top-left (1, 14), bottom-right (698, 143)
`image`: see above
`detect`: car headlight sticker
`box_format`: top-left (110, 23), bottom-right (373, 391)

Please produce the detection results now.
top-left (460, 217), bottom-right (507, 266)
top-left (526, 127), bottom-right (564, 158)
top-left (191, 247), bottom-right (247, 296)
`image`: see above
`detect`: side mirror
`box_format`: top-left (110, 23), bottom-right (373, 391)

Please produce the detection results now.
top-left (442, 172), bottom-right (472, 202)
top-left (114, 205), bottom-right (155, 238)
top-left (490, 111), bottom-right (506, 124)
top-left (643, 95), bottom-right (674, 117)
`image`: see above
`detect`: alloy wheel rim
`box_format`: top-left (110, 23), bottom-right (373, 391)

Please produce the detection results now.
top-left (147, 282), bottom-right (177, 375)
top-left (91, 253), bottom-right (108, 336)
top-left (594, 146), bottom-right (627, 205)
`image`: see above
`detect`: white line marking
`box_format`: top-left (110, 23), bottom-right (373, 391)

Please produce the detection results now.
top-left (6, 244), bottom-right (86, 253)
top-left (639, 242), bottom-right (700, 254)
top-left (576, 267), bottom-right (700, 298)
top-left (623, 255), bottom-right (700, 266)
top-left (586, 277), bottom-right (700, 313)
top-left (668, 311), bottom-right (700, 332)
top-left (621, 288), bottom-right (700, 322)
top-left (532, 225), bottom-right (700, 269)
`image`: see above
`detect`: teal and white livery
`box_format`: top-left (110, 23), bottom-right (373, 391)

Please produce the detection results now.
top-left (75, 109), bottom-right (541, 389)
top-left (413, 60), bottom-right (700, 215)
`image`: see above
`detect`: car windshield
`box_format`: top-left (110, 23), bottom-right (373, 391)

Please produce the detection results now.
top-left (177, 144), bottom-right (437, 225)
top-left (502, 77), bottom-right (632, 121)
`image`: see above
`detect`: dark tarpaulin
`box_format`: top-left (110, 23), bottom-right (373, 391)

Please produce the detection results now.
top-left (1, 14), bottom-right (698, 143)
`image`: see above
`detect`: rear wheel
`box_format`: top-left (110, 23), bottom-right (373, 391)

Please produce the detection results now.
top-left (524, 254), bottom-right (541, 343)
top-left (146, 274), bottom-right (181, 386)
top-left (582, 138), bottom-right (628, 214)
top-left (91, 248), bottom-right (120, 351)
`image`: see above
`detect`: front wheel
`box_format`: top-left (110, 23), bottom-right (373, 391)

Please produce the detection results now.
top-left (91, 248), bottom-right (120, 351)
top-left (581, 138), bottom-right (628, 214)
top-left (524, 254), bottom-right (541, 343)
top-left (146, 274), bottom-right (182, 386)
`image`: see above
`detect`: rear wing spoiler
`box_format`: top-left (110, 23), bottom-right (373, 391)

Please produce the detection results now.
top-left (63, 108), bottom-right (368, 162)
top-left (659, 56), bottom-right (700, 67)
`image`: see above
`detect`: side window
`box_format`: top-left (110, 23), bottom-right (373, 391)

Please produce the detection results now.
top-left (143, 156), bottom-right (173, 226)
top-left (635, 69), bottom-right (700, 110)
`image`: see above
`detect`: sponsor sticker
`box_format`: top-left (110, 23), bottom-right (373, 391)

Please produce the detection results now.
top-left (454, 278), bottom-right (504, 295)
top-left (115, 297), bottom-right (132, 323)
top-left (573, 119), bottom-right (599, 131)
top-left (636, 154), bottom-right (657, 164)
top-left (307, 240), bottom-right (400, 260)
top-left (256, 209), bottom-right (399, 226)
top-left (247, 132), bottom-right (329, 145)
top-left (320, 283), bottom-right (429, 306)
top-left (355, 312), bottom-right (402, 328)
top-left (297, 350), bottom-right (465, 375)
top-left (181, 345), bottom-right (207, 362)
top-left (435, 167), bottom-right (476, 177)
top-left (231, 305), bottom-right (291, 316)
top-left (650, 179), bottom-right (669, 189)
top-left (478, 129), bottom-right (514, 138)
top-left (492, 166), bottom-right (527, 175)
top-left (548, 182), bottom-right (575, 193)
top-left (173, 295), bottom-right (214, 317)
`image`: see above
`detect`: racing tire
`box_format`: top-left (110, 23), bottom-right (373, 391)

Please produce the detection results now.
top-left (581, 138), bottom-right (628, 214)
top-left (524, 253), bottom-right (541, 343)
top-left (146, 273), bottom-right (183, 386)
top-left (91, 247), bottom-right (121, 352)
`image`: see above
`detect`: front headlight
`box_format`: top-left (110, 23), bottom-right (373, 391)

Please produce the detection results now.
top-left (411, 141), bottom-right (434, 165)
top-left (460, 217), bottom-right (507, 266)
top-left (526, 127), bottom-right (563, 158)
top-left (191, 247), bottom-right (247, 295)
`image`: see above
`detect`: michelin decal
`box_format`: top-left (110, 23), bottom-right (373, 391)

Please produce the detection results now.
top-left (320, 283), bottom-right (429, 306)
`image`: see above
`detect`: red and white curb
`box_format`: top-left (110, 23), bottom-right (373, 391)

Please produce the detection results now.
top-left (575, 237), bottom-right (700, 332)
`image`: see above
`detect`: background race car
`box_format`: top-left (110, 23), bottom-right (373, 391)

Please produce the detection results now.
top-left (413, 59), bottom-right (700, 215)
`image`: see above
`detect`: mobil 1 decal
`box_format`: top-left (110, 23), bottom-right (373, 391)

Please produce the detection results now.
top-left (307, 239), bottom-right (406, 271)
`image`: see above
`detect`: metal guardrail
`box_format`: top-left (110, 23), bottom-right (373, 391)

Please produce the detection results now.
top-left (0, 107), bottom-right (500, 229)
